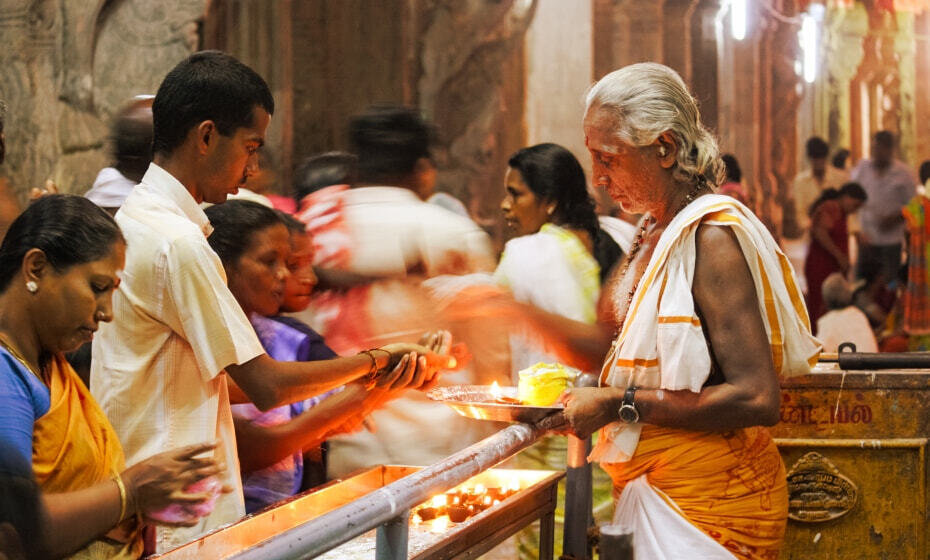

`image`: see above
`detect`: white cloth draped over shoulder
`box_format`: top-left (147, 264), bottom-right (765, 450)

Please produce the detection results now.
top-left (591, 194), bottom-right (821, 464)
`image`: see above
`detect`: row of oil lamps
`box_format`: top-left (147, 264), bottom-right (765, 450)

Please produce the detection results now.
top-left (411, 481), bottom-right (522, 533)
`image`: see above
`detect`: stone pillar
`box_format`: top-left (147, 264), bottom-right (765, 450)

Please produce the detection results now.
top-left (690, 0), bottom-right (721, 134)
top-left (593, 0), bottom-right (665, 78)
top-left (663, 0), bottom-right (700, 83)
top-left (205, 0), bottom-right (295, 193)
top-left (716, 0), bottom-right (762, 194)
top-left (822, 4), bottom-right (868, 152)
top-left (524, 0), bottom-right (592, 171)
top-left (283, 0), bottom-right (533, 240)
top-left (915, 11), bottom-right (930, 164)
top-left (759, 0), bottom-right (803, 236)
top-left (893, 10), bottom-right (918, 166)
top-left (420, 1), bottom-right (536, 236)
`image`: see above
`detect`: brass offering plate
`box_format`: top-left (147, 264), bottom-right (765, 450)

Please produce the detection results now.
top-left (427, 385), bottom-right (562, 424)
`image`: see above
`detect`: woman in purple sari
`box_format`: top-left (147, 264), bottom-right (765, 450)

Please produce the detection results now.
top-left (206, 201), bottom-right (448, 512)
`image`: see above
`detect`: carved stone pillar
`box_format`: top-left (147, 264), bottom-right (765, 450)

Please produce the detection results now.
top-left (593, 0), bottom-right (665, 77)
top-left (893, 10), bottom-right (918, 165)
top-left (850, 2), bottom-right (905, 160)
top-left (822, 4), bottom-right (868, 151)
top-left (915, 11), bottom-right (930, 163)
top-left (0, 0), bottom-right (205, 198)
top-left (421, 1), bottom-right (536, 236)
top-left (760, 0), bottom-right (803, 236)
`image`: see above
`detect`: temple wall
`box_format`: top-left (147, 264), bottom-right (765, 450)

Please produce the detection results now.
top-left (0, 0), bottom-right (205, 200)
top-left (2, 0), bottom-right (926, 232)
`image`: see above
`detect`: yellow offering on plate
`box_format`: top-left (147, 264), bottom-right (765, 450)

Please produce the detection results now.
top-left (517, 362), bottom-right (578, 406)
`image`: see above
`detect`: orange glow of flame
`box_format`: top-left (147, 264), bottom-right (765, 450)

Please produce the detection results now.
top-left (490, 381), bottom-right (501, 399)
top-left (482, 495), bottom-right (492, 505)
top-left (430, 516), bottom-right (449, 533)
top-left (474, 483), bottom-right (486, 494)
top-left (431, 494), bottom-right (447, 508)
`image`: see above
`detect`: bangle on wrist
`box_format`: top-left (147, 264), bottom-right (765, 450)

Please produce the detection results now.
top-left (113, 472), bottom-right (128, 522)
top-left (370, 348), bottom-right (392, 370)
top-left (357, 350), bottom-right (378, 389)
top-left (357, 348), bottom-right (392, 390)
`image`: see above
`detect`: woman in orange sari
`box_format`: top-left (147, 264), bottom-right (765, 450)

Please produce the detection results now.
top-left (0, 195), bottom-right (226, 559)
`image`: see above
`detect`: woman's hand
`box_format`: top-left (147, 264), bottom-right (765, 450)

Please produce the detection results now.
top-left (380, 330), bottom-right (456, 389)
top-left (555, 387), bottom-right (622, 440)
top-left (121, 442), bottom-right (229, 526)
top-left (373, 351), bottom-right (442, 391)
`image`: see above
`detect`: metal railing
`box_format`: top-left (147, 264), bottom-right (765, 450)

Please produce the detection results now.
top-left (229, 423), bottom-right (547, 559)
top-left (229, 373), bottom-right (601, 560)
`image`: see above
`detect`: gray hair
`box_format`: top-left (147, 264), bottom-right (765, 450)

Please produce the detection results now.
top-left (821, 272), bottom-right (851, 310)
top-left (585, 63), bottom-right (723, 187)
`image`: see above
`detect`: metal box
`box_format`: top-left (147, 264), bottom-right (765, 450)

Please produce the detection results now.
top-left (773, 365), bottom-right (930, 559)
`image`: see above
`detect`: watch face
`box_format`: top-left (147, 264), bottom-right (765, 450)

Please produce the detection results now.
top-left (619, 404), bottom-right (639, 423)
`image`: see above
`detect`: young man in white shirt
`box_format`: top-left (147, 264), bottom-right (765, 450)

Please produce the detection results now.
top-left (90, 52), bottom-right (448, 553)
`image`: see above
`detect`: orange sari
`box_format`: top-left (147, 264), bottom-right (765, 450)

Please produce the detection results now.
top-left (600, 425), bottom-right (788, 560)
top-left (32, 354), bottom-right (142, 559)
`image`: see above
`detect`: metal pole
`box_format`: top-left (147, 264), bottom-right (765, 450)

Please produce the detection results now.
top-left (562, 373), bottom-right (597, 560)
top-left (599, 524), bottom-right (634, 560)
top-left (375, 511), bottom-right (409, 560)
top-left (228, 423), bottom-right (543, 560)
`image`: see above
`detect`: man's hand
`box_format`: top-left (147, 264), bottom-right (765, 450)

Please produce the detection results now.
top-left (554, 386), bottom-right (622, 440)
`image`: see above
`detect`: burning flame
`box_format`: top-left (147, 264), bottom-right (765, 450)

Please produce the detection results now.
top-left (474, 483), bottom-right (485, 495)
top-left (490, 381), bottom-right (501, 400)
top-left (506, 478), bottom-right (520, 493)
top-left (482, 495), bottom-right (492, 506)
top-left (431, 494), bottom-right (447, 508)
top-left (430, 516), bottom-right (449, 533)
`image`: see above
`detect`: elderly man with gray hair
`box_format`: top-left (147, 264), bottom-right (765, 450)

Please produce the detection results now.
top-left (523, 62), bottom-right (820, 559)
top-left (816, 272), bottom-right (878, 353)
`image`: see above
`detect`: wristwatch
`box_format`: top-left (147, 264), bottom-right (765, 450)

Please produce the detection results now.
top-left (618, 386), bottom-right (640, 424)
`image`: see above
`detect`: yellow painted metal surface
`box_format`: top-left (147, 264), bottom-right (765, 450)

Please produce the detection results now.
top-left (774, 366), bottom-right (930, 559)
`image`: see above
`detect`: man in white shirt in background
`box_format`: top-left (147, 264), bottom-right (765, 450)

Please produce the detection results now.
top-left (816, 272), bottom-right (878, 353)
top-left (300, 105), bottom-right (498, 476)
top-left (91, 52), bottom-right (445, 553)
top-left (853, 130), bottom-right (917, 285)
top-left (786, 136), bottom-right (848, 292)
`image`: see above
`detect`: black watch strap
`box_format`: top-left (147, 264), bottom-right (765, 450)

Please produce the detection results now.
top-left (618, 386), bottom-right (640, 424)
top-left (622, 386), bottom-right (637, 407)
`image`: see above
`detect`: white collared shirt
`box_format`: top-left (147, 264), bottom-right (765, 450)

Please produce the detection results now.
top-left (91, 163), bottom-right (265, 552)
